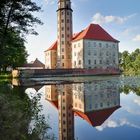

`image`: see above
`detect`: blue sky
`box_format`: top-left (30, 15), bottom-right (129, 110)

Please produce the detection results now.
top-left (26, 0), bottom-right (140, 62)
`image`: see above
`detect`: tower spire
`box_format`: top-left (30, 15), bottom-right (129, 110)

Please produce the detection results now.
top-left (57, 0), bottom-right (73, 68)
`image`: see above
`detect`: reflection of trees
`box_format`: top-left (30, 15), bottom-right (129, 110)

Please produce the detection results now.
top-left (0, 81), bottom-right (54, 140)
top-left (120, 85), bottom-right (140, 96)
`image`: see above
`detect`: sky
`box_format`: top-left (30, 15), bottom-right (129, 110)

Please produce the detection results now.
top-left (26, 0), bottom-right (140, 63)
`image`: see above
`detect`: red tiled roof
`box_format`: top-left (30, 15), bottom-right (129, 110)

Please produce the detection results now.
top-left (45, 24), bottom-right (119, 52)
top-left (72, 24), bottom-right (119, 42)
top-left (74, 106), bottom-right (120, 126)
top-left (45, 41), bottom-right (57, 52)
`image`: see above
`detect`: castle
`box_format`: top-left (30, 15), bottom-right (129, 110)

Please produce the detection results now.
top-left (45, 0), bottom-right (119, 71)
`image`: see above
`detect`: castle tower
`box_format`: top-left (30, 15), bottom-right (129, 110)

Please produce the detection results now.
top-left (58, 84), bottom-right (74, 140)
top-left (57, 0), bottom-right (73, 68)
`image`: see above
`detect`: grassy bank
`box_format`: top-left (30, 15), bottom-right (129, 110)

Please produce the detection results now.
top-left (0, 72), bottom-right (12, 79)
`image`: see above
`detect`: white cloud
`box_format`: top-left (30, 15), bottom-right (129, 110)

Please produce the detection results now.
top-left (134, 98), bottom-right (140, 106)
top-left (96, 118), bottom-right (140, 131)
top-left (133, 34), bottom-right (140, 41)
top-left (44, 0), bottom-right (56, 5)
top-left (92, 13), bottom-right (136, 25)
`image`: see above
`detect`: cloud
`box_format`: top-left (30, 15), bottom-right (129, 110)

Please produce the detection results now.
top-left (133, 34), bottom-right (140, 41)
top-left (44, 0), bottom-right (56, 5)
top-left (134, 98), bottom-right (140, 106)
top-left (96, 118), bottom-right (140, 131)
top-left (92, 13), bottom-right (136, 25)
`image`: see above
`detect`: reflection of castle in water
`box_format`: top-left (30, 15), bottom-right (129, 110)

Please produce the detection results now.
top-left (45, 81), bottom-right (120, 140)
top-left (73, 82), bottom-right (120, 126)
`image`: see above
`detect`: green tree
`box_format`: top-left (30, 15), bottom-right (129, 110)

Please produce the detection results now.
top-left (119, 49), bottom-right (140, 75)
top-left (1, 30), bottom-right (28, 71)
top-left (0, 0), bottom-right (43, 71)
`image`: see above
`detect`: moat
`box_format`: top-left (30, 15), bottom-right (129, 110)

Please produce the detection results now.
top-left (0, 76), bottom-right (140, 140)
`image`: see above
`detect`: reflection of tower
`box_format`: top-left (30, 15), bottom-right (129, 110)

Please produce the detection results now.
top-left (58, 84), bottom-right (74, 140)
top-left (73, 81), bottom-right (120, 126)
top-left (57, 0), bottom-right (73, 68)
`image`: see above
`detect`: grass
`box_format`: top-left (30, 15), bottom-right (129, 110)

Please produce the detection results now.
top-left (0, 72), bottom-right (12, 79)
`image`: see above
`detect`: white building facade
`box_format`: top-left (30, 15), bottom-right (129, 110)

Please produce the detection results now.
top-left (72, 24), bottom-right (119, 69)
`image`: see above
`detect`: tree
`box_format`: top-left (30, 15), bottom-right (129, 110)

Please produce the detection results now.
top-left (0, 30), bottom-right (28, 71)
top-left (0, 0), bottom-right (43, 71)
top-left (119, 49), bottom-right (140, 75)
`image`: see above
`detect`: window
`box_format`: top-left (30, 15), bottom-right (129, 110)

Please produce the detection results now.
top-left (106, 43), bottom-right (108, 48)
top-left (88, 42), bottom-right (90, 47)
top-left (62, 34), bottom-right (64, 38)
top-left (79, 60), bottom-right (81, 65)
top-left (100, 103), bottom-right (103, 107)
top-left (106, 60), bottom-right (109, 64)
top-left (61, 19), bottom-right (64, 23)
top-left (88, 51), bottom-right (91, 55)
top-left (67, 34), bottom-right (69, 37)
top-left (62, 55), bottom-right (64, 59)
top-left (67, 27), bottom-right (69, 30)
top-left (88, 60), bottom-right (91, 65)
top-left (113, 60), bottom-right (115, 63)
top-left (74, 44), bottom-right (76, 48)
top-left (94, 60), bottom-right (96, 64)
top-left (67, 19), bottom-right (69, 23)
top-left (74, 52), bottom-right (76, 56)
top-left (99, 43), bottom-right (102, 47)
top-left (78, 43), bottom-right (80, 47)
top-left (74, 61), bottom-right (76, 66)
top-left (62, 48), bottom-right (64, 52)
top-left (67, 11), bottom-right (69, 15)
top-left (62, 27), bottom-right (64, 31)
top-left (100, 60), bottom-right (102, 64)
top-left (62, 41), bottom-right (64, 45)
top-left (94, 42), bottom-right (96, 47)
top-left (62, 63), bottom-right (64, 67)
top-left (61, 11), bottom-right (64, 15)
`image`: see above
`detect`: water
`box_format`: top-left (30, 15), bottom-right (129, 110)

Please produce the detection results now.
top-left (0, 76), bottom-right (140, 140)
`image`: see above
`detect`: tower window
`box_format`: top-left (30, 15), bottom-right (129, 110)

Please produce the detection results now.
top-left (67, 11), bottom-right (69, 15)
top-left (62, 48), bottom-right (64, 52)
top-left (61, 19), bottom-right (64, 23)
top-left (62, 27), bottom-right (64, 31)
top-left (62, 55), bottom-right (64, 59)
top-left (62, 34), bottom-right (64, 38)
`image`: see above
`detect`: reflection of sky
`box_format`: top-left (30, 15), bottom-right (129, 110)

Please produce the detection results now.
top-left (75, 92), bottom-right (140, 140)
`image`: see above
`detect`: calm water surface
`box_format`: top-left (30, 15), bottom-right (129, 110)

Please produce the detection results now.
top-left (1, 76), bottom-right (140, 140)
